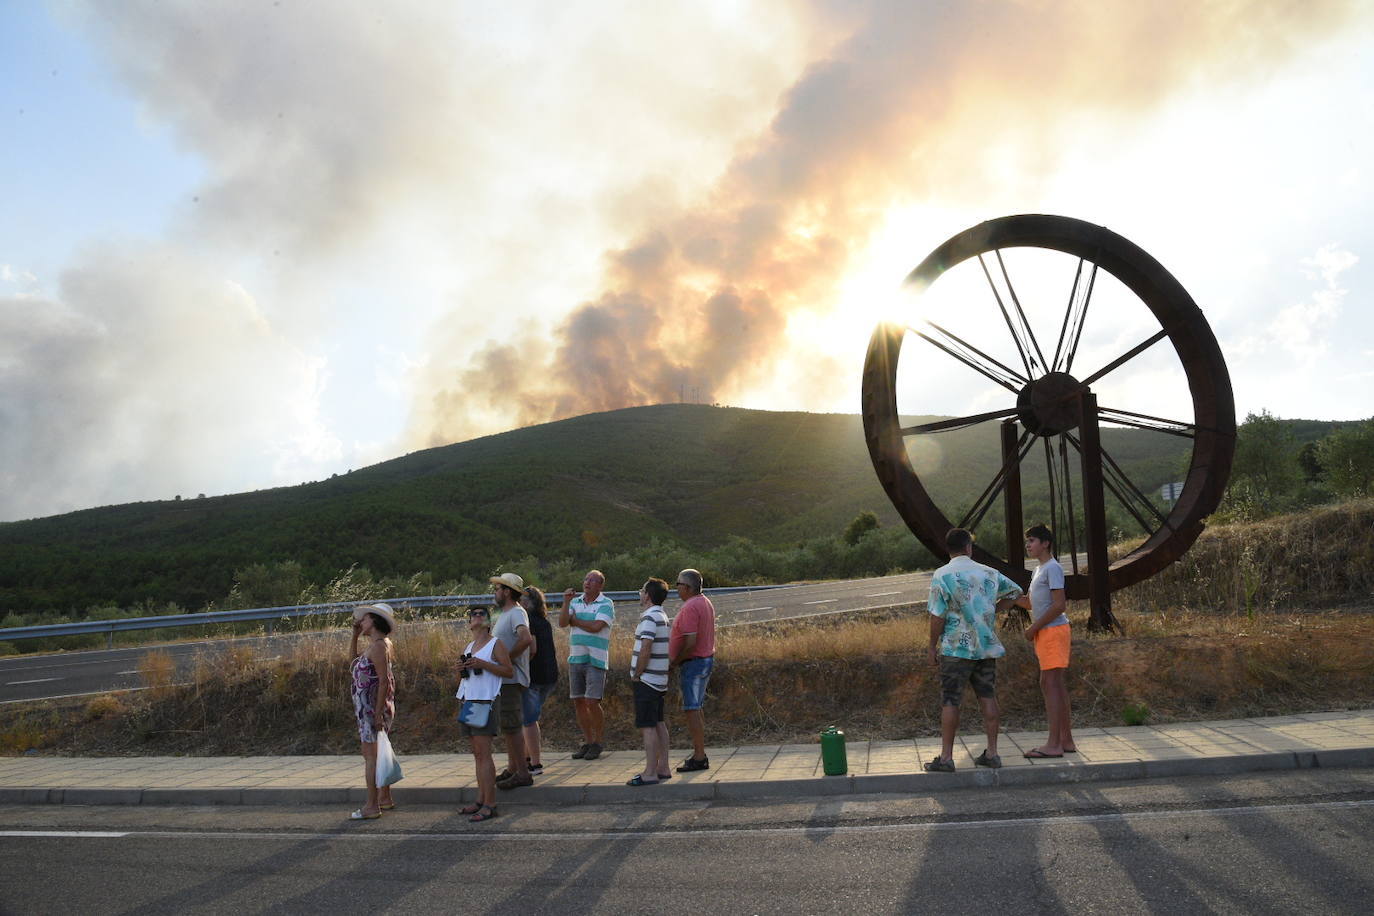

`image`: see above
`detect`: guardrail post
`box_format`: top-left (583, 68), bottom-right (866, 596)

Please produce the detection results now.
top-left (266, 620), bottom-right (275, 636)
top-left (107, 626), bottom-right (114, 649)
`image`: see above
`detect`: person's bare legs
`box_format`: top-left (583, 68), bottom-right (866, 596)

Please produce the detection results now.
top-left (1032, 669), bottom-right (1068, 755)
top-left (586, 698), bottom-right (604, 744)
top-left (1055, 669), bottom-right (1076, 751)
top-left (683, 709), bottom-right (707, 760)
top-left (504, 727), bottom-right (529, 778)
top-left (573, 698), bottom-right (594, 746)
top-left (978, 695), bottom-right (1000, 757)
top-left (471, 736), bottom-right (496, 809)
top-left (639, 726), bottom-right (662, 781)
top-left (359, 741), bottom-right (380, 816)
top-left (523, 721), bottom-right (543, 767)
top-left (939, 704), bottom-right (960, 762)
top-left (655, 721), bottom-right (670, 776)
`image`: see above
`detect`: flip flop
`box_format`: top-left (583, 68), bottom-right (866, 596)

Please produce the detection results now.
top-left (379, 802), bottom-right (396, 810)
top-left (1064, 748), bottom-right (1078, 754)
top-left (1023, 749), bottom-right (1064, 759)
top-left (349, 809), bottom-right (381, 820)
top-left (459, 803), bottom-right (482, 815)
top-left (626, 775), bottom-right (660, 786)
top-left (657, 773), bottom-right (673, 781)
top-left (469, 805), bottom-right (498, 823)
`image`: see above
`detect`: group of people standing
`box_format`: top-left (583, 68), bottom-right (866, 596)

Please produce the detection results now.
top-left (347, 567), bottom-right (717, 823)
top-left (345, 525), bottom-right (1075, 821)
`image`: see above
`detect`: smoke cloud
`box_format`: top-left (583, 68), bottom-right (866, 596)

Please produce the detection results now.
top-left (407, 0), bottom-right (1358, 447)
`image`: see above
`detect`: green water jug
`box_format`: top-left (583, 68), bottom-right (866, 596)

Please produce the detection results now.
top-left (820, 725), bottom-right (848, 776)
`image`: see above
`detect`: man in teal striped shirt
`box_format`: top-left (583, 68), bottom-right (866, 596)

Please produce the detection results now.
top-left (561, 569), bottom-right (616, 760)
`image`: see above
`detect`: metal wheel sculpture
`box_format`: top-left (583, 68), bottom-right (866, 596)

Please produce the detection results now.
top-left (862, 215), bottom-right (1236, 631)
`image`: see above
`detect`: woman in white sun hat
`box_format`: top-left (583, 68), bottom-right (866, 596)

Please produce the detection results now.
top-left (349, 602), bottom-right (397, 820)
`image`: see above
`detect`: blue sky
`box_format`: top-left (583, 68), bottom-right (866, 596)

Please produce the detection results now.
top-left (1, 1), bottom-right (1372, 522)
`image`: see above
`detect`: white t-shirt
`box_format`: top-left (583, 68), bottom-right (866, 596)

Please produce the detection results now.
top-left (1029, 557), bottom-right (1069, 629)
top-left (630, 605), bottom-right (670, 691)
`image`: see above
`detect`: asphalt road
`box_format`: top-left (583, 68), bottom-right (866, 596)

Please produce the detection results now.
top-left (3, 769), bottom-right (1372, 914)
top-left (0, 573), bottom-right (937, 704)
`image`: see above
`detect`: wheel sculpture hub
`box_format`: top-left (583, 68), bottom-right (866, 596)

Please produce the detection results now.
top-left (862, 214), bottom-right (1236, 631)
top-left (1016, 372), bottom-right (1081, 436)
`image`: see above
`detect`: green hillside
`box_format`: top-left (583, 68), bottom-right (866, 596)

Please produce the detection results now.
top-left (1, 404), bottom-right (1192, 613)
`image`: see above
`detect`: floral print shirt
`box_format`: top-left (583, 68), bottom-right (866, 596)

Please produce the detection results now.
top-left (928, 555), bottom-right (1023, 659)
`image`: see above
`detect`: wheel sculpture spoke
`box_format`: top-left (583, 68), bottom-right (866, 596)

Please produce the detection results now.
top-left (978, 251), bottom-right (1048, 378)
top-left (1098, 406), bottom-right (1196, 438)
top-left (1052, 259), bottom-right (1098, 374)
top-left (902, 407), bottom-right (1021, 436)
top-left (1078, 328), bottom-right (1170, 389)
top-left (910, 322), bottom-right (1026, 392)
top-left (958, 427), bottom-right (1037, 532)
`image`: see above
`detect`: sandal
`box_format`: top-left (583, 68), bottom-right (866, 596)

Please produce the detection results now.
top-left (626, 775), bottom-right (660, 786)
top-left (469, 805), bottom-right (498, 823)
top-left (657, 773), bottom-right (673, 781)
top-left (1023, 748), bottom-right (1064, 759)
top-left (379, 801), bottom-right (396, 810)
top-left (459, 803), bottom-right (482, 815)
top-left (349, 808), bottom-right (381, 820)
top-left (495, 768), bottom-right (514, 782)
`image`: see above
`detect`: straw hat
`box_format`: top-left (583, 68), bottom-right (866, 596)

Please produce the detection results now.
top-left (489, 572), bottom-right (525, 594)
top-left (354, 602), bottom-right (398, 633)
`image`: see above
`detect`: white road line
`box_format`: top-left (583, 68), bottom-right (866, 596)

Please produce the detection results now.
top-left (803, 599), bottom-right (837, 605)
top-left (732, 607), bottom-right (773, 613)
top-left (0, 831), bottom-right (129, 838)
top-left (0, 683), bottom-right (190, 705)
top-left (865, 591), bottom-right (901, 598)
top-left (116, 670), bottom-right (140, 675)
top-left (11, 799), bottom-right (1372, 843)
top-left (5, 677), bottom-right (61, 685)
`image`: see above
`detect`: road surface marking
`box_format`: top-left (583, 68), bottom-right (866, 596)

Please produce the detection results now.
top-left (14, 799), bottom-right (1372, 843)
top-left (803, 599), bottom-right (837, 605)
top-left (5, 677), bottom-right (61, 685)
top-left (865, 591), bottom-right (901, 598)
top-left (732, 607), bottom-right (773, 613)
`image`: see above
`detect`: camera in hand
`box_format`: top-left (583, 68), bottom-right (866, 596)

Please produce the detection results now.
top-left (459, 652), bottom-right (473, 678)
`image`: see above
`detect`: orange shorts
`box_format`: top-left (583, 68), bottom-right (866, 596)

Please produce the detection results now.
top-left (1034, 624), bottom-right (1071, 670)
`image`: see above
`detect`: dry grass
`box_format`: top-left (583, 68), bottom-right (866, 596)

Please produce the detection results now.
top-left (8, 503), bottom-right (1374, 756)
top-left (6, 603), bottom-right (1373, 757)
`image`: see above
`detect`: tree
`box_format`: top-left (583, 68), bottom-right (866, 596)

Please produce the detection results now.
top-left (1227, 410), bottom-right (1302, 512)
top-left (1317, 419), bottom-right (1374, 498)
top-left (843, 510), bottom-right (880, 546)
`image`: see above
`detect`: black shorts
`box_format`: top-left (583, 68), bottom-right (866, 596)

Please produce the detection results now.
top-left (633, 680), bottom-right (666, 728)
top-left (939, 656), bottom-right (998, 707)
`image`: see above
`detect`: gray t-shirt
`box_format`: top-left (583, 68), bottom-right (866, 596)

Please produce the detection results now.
top-left (492, 604), bottom-right (531, 686)
top-left (1029, 557), bottom-right (1069, 629)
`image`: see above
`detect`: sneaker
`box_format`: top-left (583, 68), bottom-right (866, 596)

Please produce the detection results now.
top-left (676, 755), bottom-right (710, 772)
top-left (571, 744), bottom-right (590, 759)
top-left (496, 772), bottom-right (534, 790)
top-left (974, 750), bottom-right (1002, 769)
top-left (923, 756), bottom-right (955, 773)
top-left (583, 742), bottom-right (603, 760)
top-left (527, 759), bottom-right (543, 775)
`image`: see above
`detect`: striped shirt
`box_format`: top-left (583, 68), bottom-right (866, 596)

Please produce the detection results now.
top-left (567, 592), bottom-right (616, 670)
top-left (631, 605), bottom-right (670, 691)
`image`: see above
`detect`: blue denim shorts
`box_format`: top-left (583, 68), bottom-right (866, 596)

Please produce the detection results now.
top-left (522, 680), bottom-right (555, 727)
top-left (679, 656), bottom-right (714, 711)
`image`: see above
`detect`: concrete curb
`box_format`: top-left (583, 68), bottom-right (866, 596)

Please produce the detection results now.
top-left (3, 746), bottom-right (1371, 808)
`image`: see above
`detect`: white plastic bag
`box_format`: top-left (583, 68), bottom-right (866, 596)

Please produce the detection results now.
top-left (375, 731), bottom-right (404, 787)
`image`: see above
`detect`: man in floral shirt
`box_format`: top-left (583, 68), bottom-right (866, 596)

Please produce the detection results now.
top-left (924, 528), bottom-right (1023, 773)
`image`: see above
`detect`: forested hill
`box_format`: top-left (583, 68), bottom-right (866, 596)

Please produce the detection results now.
top-left (0, 404), bottom-right (1189, 613)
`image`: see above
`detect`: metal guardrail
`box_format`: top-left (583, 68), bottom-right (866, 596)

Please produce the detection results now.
top-left (0, 586), bottom-right (792, 649)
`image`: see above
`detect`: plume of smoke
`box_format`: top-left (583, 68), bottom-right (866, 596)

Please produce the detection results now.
top-left (0, 244), bottom-right (329, 520)
top-left (407, 0), bottom-right (1357, 447)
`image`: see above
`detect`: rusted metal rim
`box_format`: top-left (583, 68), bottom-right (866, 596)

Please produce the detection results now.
top-left (862, 214), bottom-right (1236, 597)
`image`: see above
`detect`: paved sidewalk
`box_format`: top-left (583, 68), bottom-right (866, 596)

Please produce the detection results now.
top-left (3, 710), bottom-right (1372, 808)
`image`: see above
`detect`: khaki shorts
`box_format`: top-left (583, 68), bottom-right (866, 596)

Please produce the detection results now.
top-left (457, 696), bottom-right (499, 738)
top-left (1034, 625), bottom-right (1072, 670)
top-left (499, 683), bottom-right (526, 733)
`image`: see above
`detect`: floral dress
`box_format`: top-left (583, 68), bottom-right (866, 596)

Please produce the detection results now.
top-left (351, 647), bottom-right (395, 742)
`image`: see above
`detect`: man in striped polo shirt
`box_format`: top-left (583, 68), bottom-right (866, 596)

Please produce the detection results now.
top-left (627, 577), bottom-right (672, 785)
top-left (561, 569), bottom-right (615, 760)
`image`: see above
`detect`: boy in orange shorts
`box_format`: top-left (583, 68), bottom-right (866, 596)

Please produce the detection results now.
top-left (1015, 524), bottom-right (1077, 758)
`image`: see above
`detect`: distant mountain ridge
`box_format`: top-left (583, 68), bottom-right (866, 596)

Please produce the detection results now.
top-left (2, 403), bottom-right (1193, 612)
